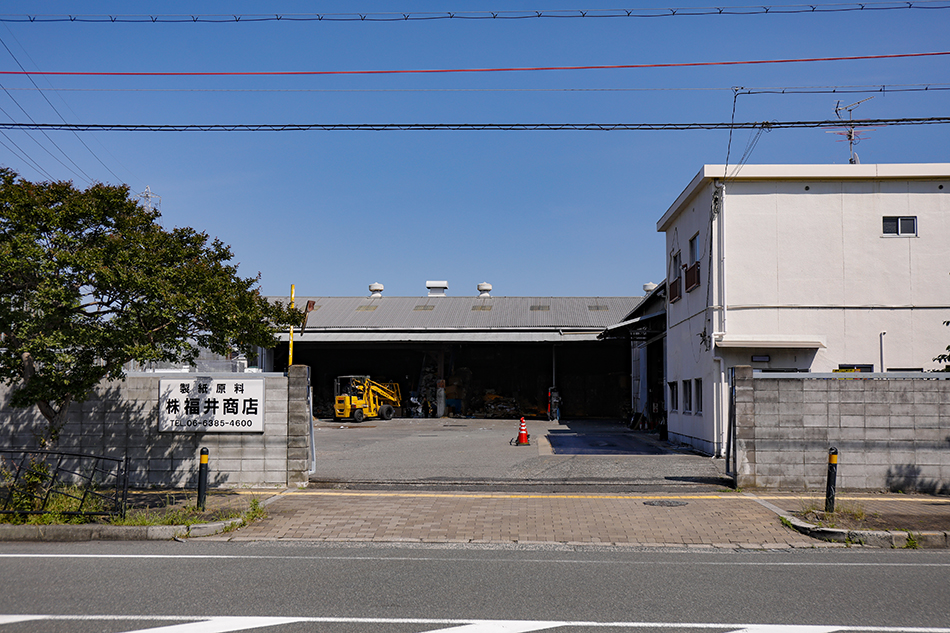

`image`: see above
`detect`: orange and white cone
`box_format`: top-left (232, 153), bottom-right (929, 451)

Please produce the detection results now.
top-left (516, 417), bottom-right (530, 446)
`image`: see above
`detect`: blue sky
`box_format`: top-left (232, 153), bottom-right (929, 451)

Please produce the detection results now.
top-left (1, 2), bottom-right (948, 298)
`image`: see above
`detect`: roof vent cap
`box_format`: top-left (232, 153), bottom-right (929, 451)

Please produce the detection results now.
top-left (369, 282), bottom-right (384, 298)
top-left (426, 280), bottom-right (448, 297)
top-left (643, 282), bottom-right (658, 293)
top-left (477, 282), bottom-right (492, 298)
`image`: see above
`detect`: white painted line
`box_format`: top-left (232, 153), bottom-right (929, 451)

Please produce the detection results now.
top-left (120, 616), bottom-right (306, 633)
top-left (0, 615), bottom-right (45, 625)
top-left (725, 627), bottom-right (840, 633)
top-left (6, 615), bottom-right (950, 633)
top-left (2, 553), bottom-right (949, 568)
top-left (420, 621), bottom-right (562, 633)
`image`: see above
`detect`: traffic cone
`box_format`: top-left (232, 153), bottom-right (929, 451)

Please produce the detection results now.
top-left (516, 417), bottom-right (530, 446)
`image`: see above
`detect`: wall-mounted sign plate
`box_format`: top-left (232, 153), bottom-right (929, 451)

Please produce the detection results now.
top-left (159, 377), bottom-right (264, 433)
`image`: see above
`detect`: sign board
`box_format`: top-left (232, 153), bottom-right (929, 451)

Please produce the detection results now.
top-left (159, 377), bottom-right (264, 433)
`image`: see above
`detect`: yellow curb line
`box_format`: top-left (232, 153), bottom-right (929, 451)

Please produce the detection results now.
top-left (282, 491), bottom-right (734, 500)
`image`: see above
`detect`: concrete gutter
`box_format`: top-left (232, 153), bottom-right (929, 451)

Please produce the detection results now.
top-left (0, 518), bottom-right (246, 542)
top-left (745, 493), bottom-right (950, 549)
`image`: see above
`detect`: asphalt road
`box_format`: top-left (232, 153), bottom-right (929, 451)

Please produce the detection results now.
top-left (310, 418), bottom-right (730, 492)
top-left (1, 541), bottom-right (949, 632)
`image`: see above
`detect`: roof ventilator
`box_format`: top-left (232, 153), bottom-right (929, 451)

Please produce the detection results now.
top-left (426, 280), bottom-right (448, 297)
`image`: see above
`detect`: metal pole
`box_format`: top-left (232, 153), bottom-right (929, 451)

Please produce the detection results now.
top-left (825, 447), bottom-right (838, 513)
top-left (288, 284), bottom-right (295, 366)
top-left (197, 447), bottom-right (209, 511)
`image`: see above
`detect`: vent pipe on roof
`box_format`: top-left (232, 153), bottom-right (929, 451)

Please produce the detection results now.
top-left (477, 282), bottom-right (492, 298)
top-left (369, 282), bottom-right (384, 298)
top-left (643, 282), bottom-right (658, 293)
top-left (426, 280), bottom-right (448, 297)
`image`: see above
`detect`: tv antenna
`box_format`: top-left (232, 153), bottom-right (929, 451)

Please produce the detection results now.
top-left (828, 97), bottom-right (876, 164)
top-left (137, 186), bottom-right (161, 212)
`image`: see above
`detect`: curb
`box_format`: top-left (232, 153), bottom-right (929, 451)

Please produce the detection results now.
top-left (0, 518), bottom-right (246, 542)
top-left (744, 493), bottom-right (950, 549)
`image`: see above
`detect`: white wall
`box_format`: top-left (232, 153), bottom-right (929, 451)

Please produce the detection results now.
top-left (723, 178), bottom-right (950, 372)
top-left (659, 165), bottom-right (950, 455)
top-left (663, 181), bottom-right (719, 453)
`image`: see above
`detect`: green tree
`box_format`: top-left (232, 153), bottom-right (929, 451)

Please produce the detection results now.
top-left (936, 320), bottom-right (950, 369)
top-left (0, 168), bottom-right (301, 447)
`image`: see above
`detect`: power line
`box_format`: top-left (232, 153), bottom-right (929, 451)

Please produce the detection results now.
top-left (2, 117), bottom-right (947, 132)
top-left (0, 92), bottom-right (92, 183)
top-left (2, 51), bottom-right (947, 78)
top-left (2, 83), bottom-right (948, 95)
top-left (0, 33), bottom-right (121, 183)
top-left (2, 2), bottom-right (948, 23)
top-left (0, 131), bottom-right (53, 179)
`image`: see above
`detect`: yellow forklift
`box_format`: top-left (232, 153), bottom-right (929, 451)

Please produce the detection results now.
top-left (333, 375), bottom-right (402, 422)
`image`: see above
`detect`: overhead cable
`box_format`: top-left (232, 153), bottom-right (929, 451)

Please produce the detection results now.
top-left (1, 2), bottom-right (949, 23)
top-left (2, 117), bottom-right (947, 132)
top-left (0, 34), bottom-right (121, 183)
top-left (2, 51), bottom-right (948, 78)
top-left (3, 84), bottom-right (948, 95)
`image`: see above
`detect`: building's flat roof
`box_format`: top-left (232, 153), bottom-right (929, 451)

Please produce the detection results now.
top-left (271, 295), bottom-right (642, 344)
top-left (657, 163), bottom-right (950, 231)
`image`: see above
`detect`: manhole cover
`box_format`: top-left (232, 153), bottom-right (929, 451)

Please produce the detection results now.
top-left (643, 500), bottom-right (688, 507)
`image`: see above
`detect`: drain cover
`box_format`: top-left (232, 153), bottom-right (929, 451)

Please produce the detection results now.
top-left (643, 500), bottom-right (688, 507)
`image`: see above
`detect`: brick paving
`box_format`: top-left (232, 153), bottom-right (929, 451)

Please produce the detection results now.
top-left (225, 490), bottom-right (820, 547)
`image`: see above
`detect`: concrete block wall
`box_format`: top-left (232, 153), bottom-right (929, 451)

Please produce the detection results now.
top-left (735, 366), bottom-right (950, 491)
top-left (0, 369), bottom-right (309, 488)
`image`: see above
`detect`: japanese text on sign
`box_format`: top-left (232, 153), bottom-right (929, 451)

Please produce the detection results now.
top-left (159, 378), bottom-right (264, 433)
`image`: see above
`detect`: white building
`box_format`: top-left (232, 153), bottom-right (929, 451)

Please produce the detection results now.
top-left (657, 163), bottom-right (950, 455)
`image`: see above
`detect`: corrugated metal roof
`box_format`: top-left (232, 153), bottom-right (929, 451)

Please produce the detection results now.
top-left (271, 295), bottom-right (641, 343)
top-left (293, 331), bottom-right (604, 343)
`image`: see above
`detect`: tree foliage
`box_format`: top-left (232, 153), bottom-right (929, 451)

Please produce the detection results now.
top-left (936, 319), bottom-right (950, 368)
top-left (0, 168), bottom-right (301, 446)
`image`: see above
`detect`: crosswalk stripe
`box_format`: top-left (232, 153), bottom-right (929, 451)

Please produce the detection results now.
top-left (113, 617), bottom-right (308, 633)
top-left (3, 615), bottom-right (950, 633)
top-left (0, 616), bottom-right (45, 625)
top-left (724, 627), bottom-right (841, 633)
top-left (419, 621), bottom-right (563, 633)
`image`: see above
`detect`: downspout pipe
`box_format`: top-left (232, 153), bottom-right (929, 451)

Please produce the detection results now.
top-left (713, 179), bottom-right (727, 457)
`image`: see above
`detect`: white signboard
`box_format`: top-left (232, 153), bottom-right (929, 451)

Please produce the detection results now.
top-left (159, 377), bottom-right (264, 433)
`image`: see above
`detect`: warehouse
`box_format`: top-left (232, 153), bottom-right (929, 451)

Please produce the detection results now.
top-left (263, 282), bottom-right (641, 420)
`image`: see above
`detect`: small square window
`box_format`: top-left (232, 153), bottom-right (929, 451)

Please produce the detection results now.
top-left (883, 216), bottom-right (917, 236)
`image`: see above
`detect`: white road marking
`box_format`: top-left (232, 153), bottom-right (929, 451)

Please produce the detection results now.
top-left (729, 624), bottom-right (847, 633)
top-left (420, 621), bottom-right (563, 633)
top-left (0, 616), bottom-right (45, 625)
top-left (1, 553), bottom-right (949, 567)
top-left (120, 616), bottom-right (306, 633)
top-left (3, 616), bottom-right (950, 633)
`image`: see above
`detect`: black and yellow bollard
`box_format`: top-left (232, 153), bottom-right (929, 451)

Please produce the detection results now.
top-left (197, 447), bottom-right (209, 511)
top-left (824, 447), bottom-right (838, 513)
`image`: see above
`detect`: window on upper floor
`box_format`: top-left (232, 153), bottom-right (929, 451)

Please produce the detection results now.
top-left (685, 235), bottom-right (701, 292)
top-left (669, 251), bottom-right (683, 303)
top-left (883, 216), bottom-right (917, 236)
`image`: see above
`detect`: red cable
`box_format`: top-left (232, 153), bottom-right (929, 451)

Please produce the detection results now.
top-left (1, 51), bottom-right (947, 76)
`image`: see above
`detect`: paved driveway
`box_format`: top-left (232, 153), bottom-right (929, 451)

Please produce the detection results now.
top-left (310, 417), bottom-right (730, 492)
